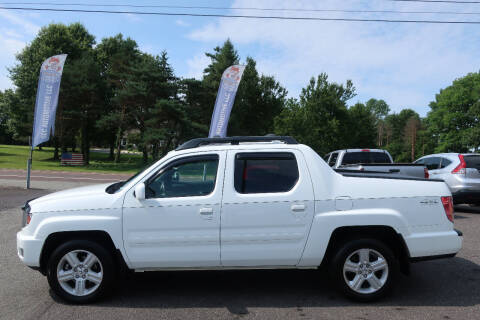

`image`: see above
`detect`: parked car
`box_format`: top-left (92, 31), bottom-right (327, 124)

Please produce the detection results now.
top-left (414, 153), bottom-right (480, 204)
top-left (17, 136), bottom-right (462, 303)
top-left (324, 149), bottom-right (428, 179)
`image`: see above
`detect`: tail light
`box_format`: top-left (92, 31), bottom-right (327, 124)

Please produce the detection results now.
top-left (424, 168), bottom-right (429, 179)
top-left (441, 196), bottom-right (454, 223)
top-left (452, 154), bottom-right (466, 175)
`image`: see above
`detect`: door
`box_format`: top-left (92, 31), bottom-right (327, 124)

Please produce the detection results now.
top-left (122, 152), bottom-right (225, 269)
top-left (220, 149), bottom-right (315, 267)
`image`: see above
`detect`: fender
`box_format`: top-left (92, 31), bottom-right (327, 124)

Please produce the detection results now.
top-left (298, 208), bottom-right (409, 267)
top-left (32, 209), bottom-right (132, 268)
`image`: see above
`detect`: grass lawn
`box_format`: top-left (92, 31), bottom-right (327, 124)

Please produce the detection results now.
top-left (0, 145), bottom-right (149, 174)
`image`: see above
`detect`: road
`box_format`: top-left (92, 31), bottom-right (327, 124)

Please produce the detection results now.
top-left (0, 169), bottom-right (131, 183)
top-left (0, 169), bottom-right (132, 191)
top-left (1, 186), bottom-right (479, 320)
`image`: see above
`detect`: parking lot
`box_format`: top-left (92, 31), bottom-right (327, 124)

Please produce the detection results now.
top-left (1, 186), bottom-right (480, 320)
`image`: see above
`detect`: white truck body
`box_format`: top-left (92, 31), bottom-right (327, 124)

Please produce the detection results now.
top-left (16, 138), bottom-right (462, 301)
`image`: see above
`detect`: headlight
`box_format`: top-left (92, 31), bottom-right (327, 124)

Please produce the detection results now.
top-left (21, 203), bottom-right (31, 227)
top-left (26, 212), bottom-right (32, 225)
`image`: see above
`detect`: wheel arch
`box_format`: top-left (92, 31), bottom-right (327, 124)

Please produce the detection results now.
top-left (39, 230), bottom-right (128, 275)
top-left (320, 225), bottom-right (411, 275)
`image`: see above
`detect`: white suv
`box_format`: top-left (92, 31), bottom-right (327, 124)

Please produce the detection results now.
top-left (17, 136), bottom-right (462, 303)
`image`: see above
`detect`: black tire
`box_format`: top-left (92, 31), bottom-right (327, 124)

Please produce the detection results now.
top-left (46, 240), bottom-right (115, 304)
top-left (329, 238), bottom-right (398, 302)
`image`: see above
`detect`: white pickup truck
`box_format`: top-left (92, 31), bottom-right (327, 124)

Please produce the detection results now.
top-left (17, 136), bottom-right (462, 303)
top-left (325, 149), bottom-right (429, 179)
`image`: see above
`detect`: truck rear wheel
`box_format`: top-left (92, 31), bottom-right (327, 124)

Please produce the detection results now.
top-left (46, 240), bottom-right (115, 303)
top-left (329, 238), bottom-right (397, 302)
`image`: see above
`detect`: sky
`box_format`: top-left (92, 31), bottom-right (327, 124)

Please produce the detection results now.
top-left (0, 0), bottom-right (480, 116)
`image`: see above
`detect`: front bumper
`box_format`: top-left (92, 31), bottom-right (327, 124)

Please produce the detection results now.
top-left (16, 231), bottom-right (42, 267)
top-left (405, 229), bottom-right (463, 259)
top-left (452, 189), bottom-right (480, 204)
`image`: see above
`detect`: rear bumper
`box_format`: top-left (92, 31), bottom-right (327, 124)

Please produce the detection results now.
top-left (404, 229), bottom-right (462, 259)
top-left (452, 189), bottom-right (480, 204)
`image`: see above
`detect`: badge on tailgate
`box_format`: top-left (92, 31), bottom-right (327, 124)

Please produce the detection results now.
top-left (420, 199), bottom-right (438, 205)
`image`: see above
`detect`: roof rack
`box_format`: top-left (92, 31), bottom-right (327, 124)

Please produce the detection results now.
top-left (176, 136), bottom-right (298, 151)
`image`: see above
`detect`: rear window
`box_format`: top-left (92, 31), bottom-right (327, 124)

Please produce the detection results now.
top-left (234, 152), bottom-right (299, 194)
top-left (424, 157), bottom-right (441, 170)
top-left (440, 158), bottom-right (452, 169)
top-left (464, 155), bottom-right (480, 169)
top-left (370, 152), bottom-right (391, 163)
top-left (341, 152), bottom-right (391, 165)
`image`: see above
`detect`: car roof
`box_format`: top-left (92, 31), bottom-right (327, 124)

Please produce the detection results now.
top-left (327, 149), bottom-right (389, 154)
top-left (420, 153), bottom-right (480, 158)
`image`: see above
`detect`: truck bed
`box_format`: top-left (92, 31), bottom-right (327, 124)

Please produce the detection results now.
top-left (338, 163), bottom-right (427, 179)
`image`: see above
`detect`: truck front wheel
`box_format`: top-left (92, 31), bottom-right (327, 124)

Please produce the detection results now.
top-left (329, 238), bottom-right (398, 302)
top-left (46, 240), bottom-right (115, 303)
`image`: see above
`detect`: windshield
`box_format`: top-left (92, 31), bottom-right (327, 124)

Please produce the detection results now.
top-left (106, 165), bottom-right (151, 194)
top-left (341, 152), bottom-right (391, 165)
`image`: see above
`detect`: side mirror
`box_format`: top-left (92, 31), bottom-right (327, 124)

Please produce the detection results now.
top-left (134, 183), bottom-right (146, 201)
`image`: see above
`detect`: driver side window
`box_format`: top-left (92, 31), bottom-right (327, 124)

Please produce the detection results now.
top-left (147, 156), bottom-right (219, 198)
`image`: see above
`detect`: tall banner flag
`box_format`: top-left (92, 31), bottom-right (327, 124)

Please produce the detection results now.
top-left (32, 54), bottom-right (67, 147)
top-left (27, 54), bottom-right (67, 188)
top-left (208, 65), bottom-right (245, 138)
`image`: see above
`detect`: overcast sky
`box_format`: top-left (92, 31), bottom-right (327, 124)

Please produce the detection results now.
top-left (1, 0), bottom-right (479, 116)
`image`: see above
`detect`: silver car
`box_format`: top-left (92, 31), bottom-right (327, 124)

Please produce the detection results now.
top-left (414, 153), bottom-right (480, 204)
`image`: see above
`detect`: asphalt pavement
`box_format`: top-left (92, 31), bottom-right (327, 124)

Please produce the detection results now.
top-left (1, 185), bottom-right (480, 320)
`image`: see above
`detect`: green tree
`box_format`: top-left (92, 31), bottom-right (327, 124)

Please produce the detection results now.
top-left (137, 52), bottom-right (180, 162)
top-left (179, 78), bottom-right (210, 136)
top-left (274, 73), bottom-right (355, 155)
top-left (9, 23), bottom-right (95, 151)
top-left (59, 51), bottom-right (103, 164)
top-left (0, 91), bottom-right (13, 144)
top-left (198, 40), bottom-right (286, 137)
top-left (365, 98), bottom-right (391, 147)
top-left (427, 72), bottom-right (480, 153)
top-left (201, 39), bottom-right (240, 130)
top-left (404, 116), bottom-right (421, 161)
top-left (95, 34), bottom-right (140, 162)
top-left (384, 109), bottom-right (421, 161)
top-left (346, 102), bottom-right (377, 148)
top-left (0, 89), bottom-right (20, 144)
top-left (228, 57), bottom-right (287, 136)
top-left (366, 98), bottom-right (390, 120)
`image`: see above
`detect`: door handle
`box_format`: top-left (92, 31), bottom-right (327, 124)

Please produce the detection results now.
top-left (199, 207), bottom-right (213, 216)
top-left (291, 204), bottom-right (306, 212)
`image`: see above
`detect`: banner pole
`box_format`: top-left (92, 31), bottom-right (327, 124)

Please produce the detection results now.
top-left (26, 136), bottom-right (33, 189)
